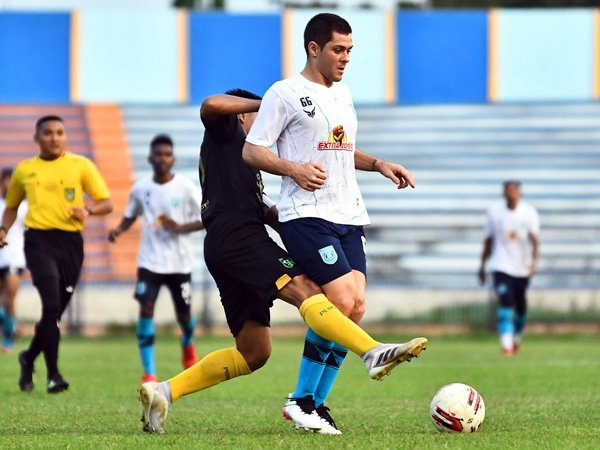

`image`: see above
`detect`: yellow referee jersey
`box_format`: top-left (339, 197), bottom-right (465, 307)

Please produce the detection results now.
top-left (5, 152), bottom-right (110, 232)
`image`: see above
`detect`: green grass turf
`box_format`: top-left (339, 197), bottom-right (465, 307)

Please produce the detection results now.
top-left (1, 333), bottom-right (599, 449)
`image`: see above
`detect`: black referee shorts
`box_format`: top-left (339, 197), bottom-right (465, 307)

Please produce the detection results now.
top-left (204, 216), bottom-right (303, 336)
top-left (24, 228), bottom-right (84, 289)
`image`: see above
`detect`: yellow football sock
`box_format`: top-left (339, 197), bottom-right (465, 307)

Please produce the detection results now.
top-left (169, 347), bottom-right (251, 402)
top-left (299, 294), bottom-right (379, 356)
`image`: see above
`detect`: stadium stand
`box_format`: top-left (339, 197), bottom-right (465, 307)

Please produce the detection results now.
top-left (120, 102), bottom-right (600, 290)
top-left (5, 103), bottom-right (597, 289)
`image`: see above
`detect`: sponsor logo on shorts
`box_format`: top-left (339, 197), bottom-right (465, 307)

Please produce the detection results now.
top-left (318, 245), bottom-right (338, 265)
top-left (278, 257), bottom-right (295, 268)
top-left (64, 187), bottom-right (75, 202)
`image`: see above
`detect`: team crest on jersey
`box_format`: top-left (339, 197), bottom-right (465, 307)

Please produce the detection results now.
top-left (318, 245), bottom-right (338, 265)
top-left (278, 257), bottom-right (295, 268)
top-left (317, 125), bottom-right (354, 151)
top-left (171, 197), bottom-right (181, 208)
top-left (64, 187), bottom-right (75, 202)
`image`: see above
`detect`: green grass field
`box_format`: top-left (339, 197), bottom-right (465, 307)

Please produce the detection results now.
top-left (1, 332), bottom-right (599, 449)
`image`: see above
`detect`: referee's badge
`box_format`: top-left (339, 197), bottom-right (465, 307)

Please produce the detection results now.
top-left (64, 187), bottom-right (75, 202)
top-left (318, 245), bottom-right (338, 265)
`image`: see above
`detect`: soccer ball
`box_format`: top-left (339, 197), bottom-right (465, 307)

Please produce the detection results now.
top-left (430, 383), bottom-right (485, 433)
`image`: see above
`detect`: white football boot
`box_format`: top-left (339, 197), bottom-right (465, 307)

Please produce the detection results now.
top-left (315, 404), bottom-right (342, 435)
top-left (362, 337), bottom-right (428, 381)
top-left (282, 394), bottom-right (340, 434)
top-left (139, 381), bottom-right (169, 434)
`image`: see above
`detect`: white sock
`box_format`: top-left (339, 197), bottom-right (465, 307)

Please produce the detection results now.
top-left (500, 333), bottom-right (514, 351)
top-left (158, 381), bottom-right (173, 406)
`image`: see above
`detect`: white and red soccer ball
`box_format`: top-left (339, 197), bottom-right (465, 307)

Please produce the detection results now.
top-left (430, 383), bottom-right (486, 433)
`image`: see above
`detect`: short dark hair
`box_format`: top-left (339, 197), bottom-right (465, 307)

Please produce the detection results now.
top-left (225, 88), bottom-right (261, 101)
top-left (1, 167), bottom-right (13, 181)
top-left (304, 13), bottom-right (352, 56)
top-left (35, 115), bottom-right (64, 133)
top-left (150, 134), bottom-right (174, 150)
top-left (503, 180), bottom-right (521, 189)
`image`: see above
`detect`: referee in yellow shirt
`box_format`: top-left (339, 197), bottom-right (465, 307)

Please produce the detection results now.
top-left (0, 115), bottom-right (113, 393)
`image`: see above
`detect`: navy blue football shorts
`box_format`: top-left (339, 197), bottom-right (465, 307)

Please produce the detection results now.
top-left (279, 217), bottom-right (366, 286)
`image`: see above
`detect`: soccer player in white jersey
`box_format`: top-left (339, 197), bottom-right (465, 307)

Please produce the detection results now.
top-left (242, 13), bottom-right (424, 433)
top-left (108, 135), bottom-right (204, 383)
top-left (0, 168), bottom-right (27, 352)
top-left (479, 180), bottom-right (540, 356)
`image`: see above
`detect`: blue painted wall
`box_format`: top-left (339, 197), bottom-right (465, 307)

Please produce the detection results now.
top-left (189, 13), bottom-right (281, 103)
top-left (496, 9), bottom-right (595, 102)
top-left (397, 11), bottom-right (488, 104)
top-left (77, 10), bottom-right (180, 103)
top-left (0, 12), bottom-right (70, 103)
top-left (0, 9), bottom-right (599, 105)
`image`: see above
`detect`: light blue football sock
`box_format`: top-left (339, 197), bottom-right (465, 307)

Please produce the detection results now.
top-left (2, 314), bottom-right (16, 349)
top-left (136, 317), bottom-right (156, 375)
top-left (514, 313), bottom-right (527, 337)
top-left (314, 343), bottom-right (347, 407)
top-left (497, 306), bottom-right (515, 336)
top-left (292, 328), bottom-right (334, 399)
top-left (0, 306), bottom-right (6, 326)
top-left (180, 315), bottom-right (196, 348)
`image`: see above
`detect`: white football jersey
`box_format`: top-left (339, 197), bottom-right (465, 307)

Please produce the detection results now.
top-left (0, 198), bottom-right (27, 270)
top-left (485, 202), bottom-right (540, 277)
top-left (246, 73), bottom-right (369, 226)
top-left (125, 174), bottom-right (202, 274)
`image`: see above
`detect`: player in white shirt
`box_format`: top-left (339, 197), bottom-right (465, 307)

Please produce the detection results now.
top-left (243, 13), bottom-right (423, 433)
top-left (108, 135), bottom-right (204, 383)
top-left (0, 168), bottom-right (27, 352)
top-left (479, 180), bottom-right (540, 356)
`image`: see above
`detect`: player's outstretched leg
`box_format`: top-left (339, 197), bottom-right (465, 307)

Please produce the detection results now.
top-left (298, 294), bottom-right (428, 380)
top-left (361, 338), bottom-right (428, 381)
top-left (139, 381), bottom-right (169, 434)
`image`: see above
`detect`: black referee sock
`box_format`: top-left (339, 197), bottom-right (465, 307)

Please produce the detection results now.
top-left (39, 317), bottom-right (61, 378)
top-left (27, 323), bottom-right (45, 362)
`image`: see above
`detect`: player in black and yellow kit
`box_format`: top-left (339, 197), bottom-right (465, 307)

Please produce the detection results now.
top-left (0, 115), bottom-right (113, 393)
top-left (137, 91), bottom-right (427, 434)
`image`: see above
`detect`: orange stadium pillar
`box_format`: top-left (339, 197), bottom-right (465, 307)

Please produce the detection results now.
top-left (85, 104), bottom-right (139, 281)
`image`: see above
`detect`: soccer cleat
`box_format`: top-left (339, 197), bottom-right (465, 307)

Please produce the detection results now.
top-left (139, 381), bottom-right (169, 434)
top-left (282, 394), bottom-right (327, 432)
top-left (182, 344), bottom-right (198, 369)
top-left (362, 337), bottom-right (428, 381)
top-left (142, 373), bottom-right (159, 384)
top-left (513, 341), bottom-right (521, 354)
top-left (502, 347), bottom-right (514, 357)
top-left (315, 404), bottom-right (342, 435)
top-left (18, 350), bottom-right (34, 392)
top-left (47, 374), bottom-right (69, 394)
